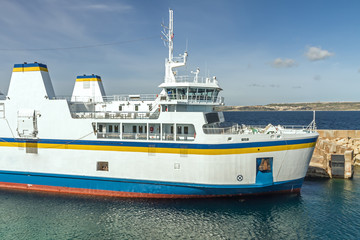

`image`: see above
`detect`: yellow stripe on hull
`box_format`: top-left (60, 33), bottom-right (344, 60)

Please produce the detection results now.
top-left (0, 141), bottom-right (316, 155)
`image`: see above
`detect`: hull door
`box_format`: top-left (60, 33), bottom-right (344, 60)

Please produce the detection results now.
top-left (256, 157), bottom-right (274, 186)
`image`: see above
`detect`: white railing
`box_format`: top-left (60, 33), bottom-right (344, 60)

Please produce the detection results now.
top-left (53, 94), bottom-right (158, 102)
top-left (203, 124), bottom-right (316, 135)
top-left (122, 133), bottom-right (147, 140)
top-left (71, 111), bottom-right (158, 120)
top-left (203, 124), bottom-right (241, 134)
top-left (97, 133), bottom-right (121, 139)
top-left (103, 94), bottom-right (157, 102)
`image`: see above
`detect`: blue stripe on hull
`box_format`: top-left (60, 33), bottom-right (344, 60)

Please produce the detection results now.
top-left (0, 170), bottom-right (304, 196)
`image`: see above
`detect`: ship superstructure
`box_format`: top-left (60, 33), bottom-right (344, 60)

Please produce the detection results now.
top-left (0, 10), bottom-right (318, 198)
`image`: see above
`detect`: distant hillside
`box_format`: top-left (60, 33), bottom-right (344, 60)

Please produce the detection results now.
top-left (216, 102), bottom-right (360, 111)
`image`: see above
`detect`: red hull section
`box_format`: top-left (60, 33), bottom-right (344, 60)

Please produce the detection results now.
top-left (0, 181), bottom-right (300, 199)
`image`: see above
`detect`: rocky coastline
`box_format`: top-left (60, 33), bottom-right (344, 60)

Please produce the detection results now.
top-left (307, 130), bottom-right (360, 178)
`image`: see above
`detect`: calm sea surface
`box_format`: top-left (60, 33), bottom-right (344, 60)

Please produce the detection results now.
top-left (0, 111), bottom-right (360, 239)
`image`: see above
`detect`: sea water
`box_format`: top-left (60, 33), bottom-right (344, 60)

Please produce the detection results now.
top-left (0, 111), bottom-right (359, 239)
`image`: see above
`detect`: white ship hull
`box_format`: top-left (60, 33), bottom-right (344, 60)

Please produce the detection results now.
top-left (0, 134), bottom-right (317, 198)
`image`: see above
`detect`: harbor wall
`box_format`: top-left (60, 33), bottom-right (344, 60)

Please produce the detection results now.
top-left (307, 130), bottom-right (358, 178)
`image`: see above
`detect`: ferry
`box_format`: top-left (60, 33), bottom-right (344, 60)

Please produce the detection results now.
top-left (0, 10), bottom-right (318, 198)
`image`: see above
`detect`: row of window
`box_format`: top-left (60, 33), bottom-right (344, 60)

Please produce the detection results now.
top-left (118, 105), bottom-right (152, 112)
top-left (166, 88), bottom-right (220, 102)
top-left (96, 123), bottom-right (195, 141)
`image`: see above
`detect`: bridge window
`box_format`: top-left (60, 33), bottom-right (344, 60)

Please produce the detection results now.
top-left (167, 89), bottom-right (176, 99)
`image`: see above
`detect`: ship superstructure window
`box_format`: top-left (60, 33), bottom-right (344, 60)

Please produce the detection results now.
top-left (95, 122), bottom-right (195, 141)
top-left (135, 105), bottom-right (139, 111)
top-left (97, 161), bottom-right (108, 171)
top-left (167, 89), bottom-right (176, 99)
top-left (119, 105), bottom-right (122, 111)
top-left (177, 88), bottom-right (187, 100)
top-left (165, 88), bottom-right (188, 100)
top-left (163, 124), bottom-right (174, 141)
top-left (204, 112), bottom-right (220, 124)
top-left (98, 124), bottom-right (103, 133)
top-left (97, 123), bottom-right (120, 139)
top-left (187, 88), bottom-right (219, 102)
top-left (149, 123), bottom-right (160, 140)
top-left (122, 123), bottom-right (145, 139)
top-left (184, 126), bottom-right (189, 134)
top-left (137, 125), bottom-right (147, 139)
top-left (176, 124), bottom-right (195, 141)
top-left (122, 123), bottom-right (136, 139)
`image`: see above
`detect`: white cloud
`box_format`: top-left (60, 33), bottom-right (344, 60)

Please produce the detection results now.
top-left (271, 58), bottom-right (297, 68)
top-left (305, 46), bottom-right (334, 61)
top-left (80, 3), bottom-right (133, 12)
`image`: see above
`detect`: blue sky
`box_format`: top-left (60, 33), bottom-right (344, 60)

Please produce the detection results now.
top-left (0, 0), bottom-right (359, 105)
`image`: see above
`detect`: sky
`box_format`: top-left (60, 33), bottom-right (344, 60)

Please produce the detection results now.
top-left (0, 0), bottom-right (359, 105)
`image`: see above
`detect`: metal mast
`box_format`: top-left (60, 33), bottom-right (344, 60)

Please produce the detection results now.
top-left (161, 9), bottom-right (187, 83)
top-left (162, 9), bottom-right (174, 62)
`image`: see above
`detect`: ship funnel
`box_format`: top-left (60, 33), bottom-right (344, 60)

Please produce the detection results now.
top-left (71, 75), bottom-right (106, 102)
top-left (7, 62), bottom-right (56, 101)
